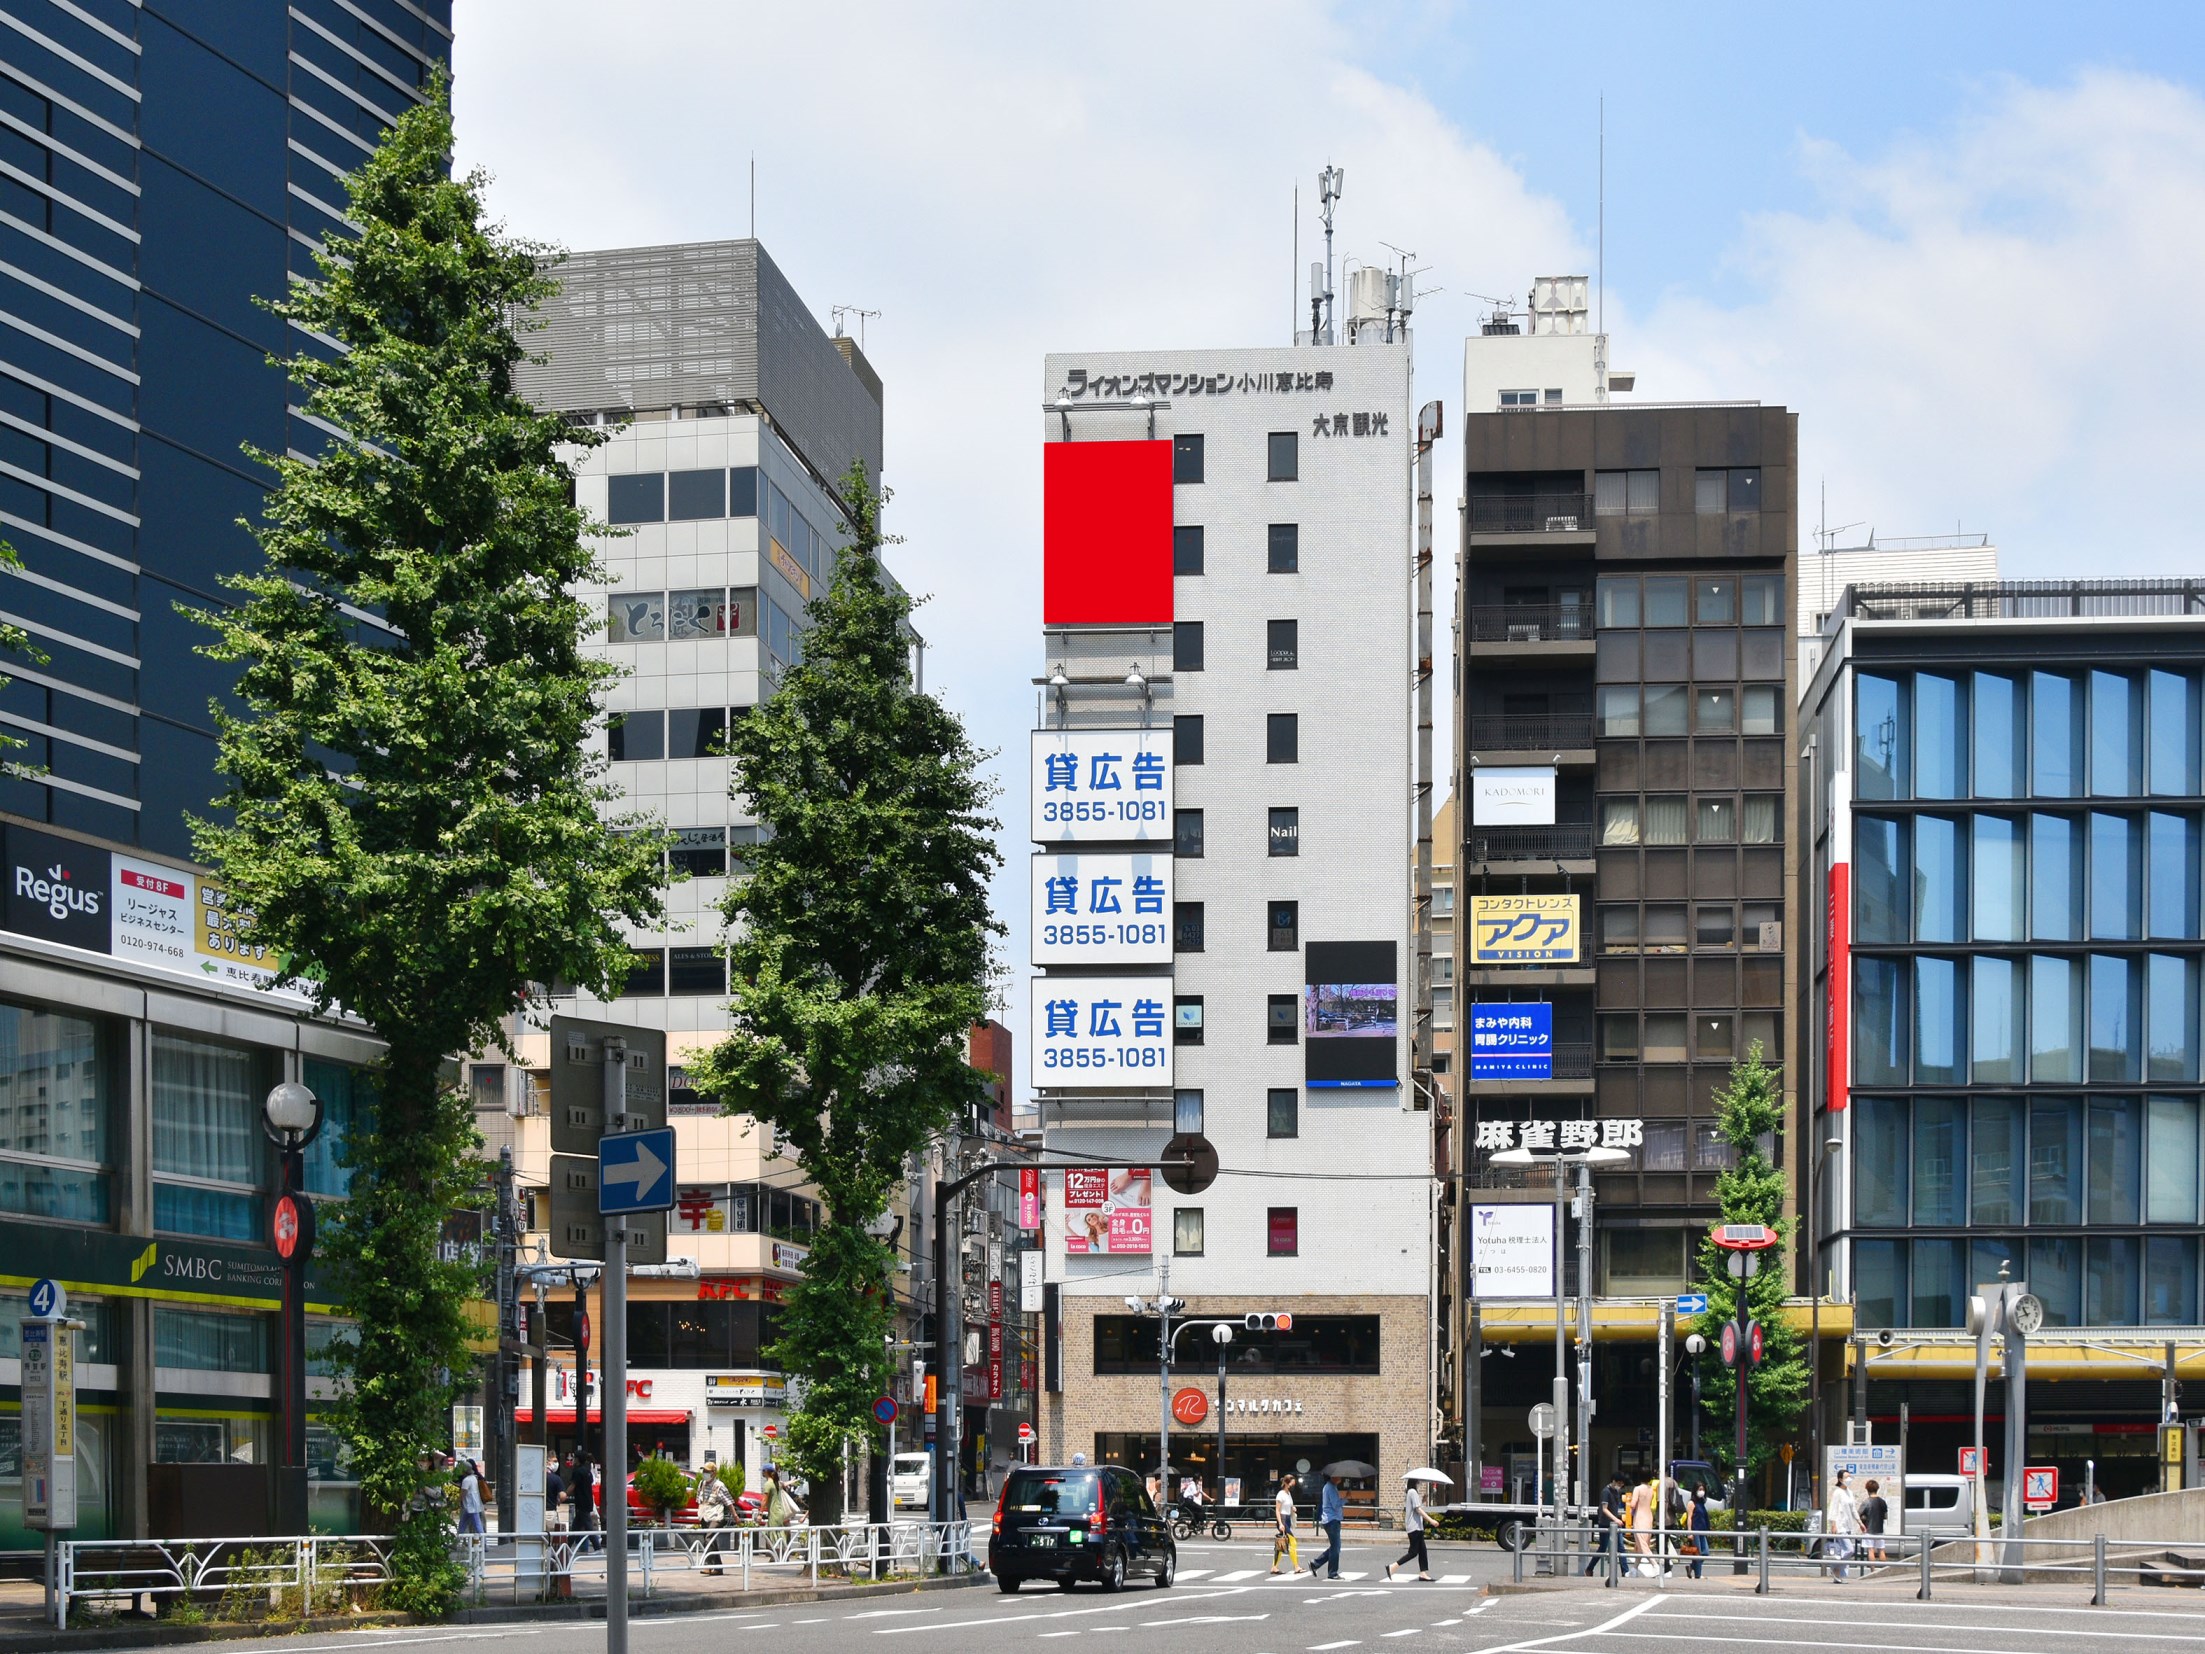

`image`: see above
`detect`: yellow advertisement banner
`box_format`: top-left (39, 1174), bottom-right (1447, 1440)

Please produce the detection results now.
top-left (1468, 894), bottom-right (1581, 964)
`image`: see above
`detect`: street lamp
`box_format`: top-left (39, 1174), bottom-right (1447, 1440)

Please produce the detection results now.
top-left (264, 1080), bottom-right (322, 1533)
top-left (1211, 1324), bottom-right (1232, 1503)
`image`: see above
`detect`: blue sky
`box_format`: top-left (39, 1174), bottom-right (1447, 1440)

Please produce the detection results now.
top-left (456, 1), bottom-right (2205, 1099)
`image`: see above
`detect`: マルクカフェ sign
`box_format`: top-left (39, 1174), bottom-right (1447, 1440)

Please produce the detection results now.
top-left (1470, 1203), bottom-right (1555, 1298)
top-left (1469, 1003), bottom-right (1553, 1080)
top-left (1470, 766), bottom-right (1557, 827)
top-left (1031, 976), bottom-right (1172, 1084)
top-left (1468, 894), bottom-right (1581, 964)
top-left (1030, 852), bottom-right (1172, 966)
top-left (1473, 1118), bottom-right (1644, 1153)
top-left (1030, 730), bottom-right (1172, 845)
top-left (1219, 1397), bottom-right (1305, 1416)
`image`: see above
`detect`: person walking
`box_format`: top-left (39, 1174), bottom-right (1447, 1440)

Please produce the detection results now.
top-left (1269, 1475), bottom-right (1303, 1576)
top-left (1385, 1474), bottom-right (1432, 1581)
top-left (544, 1457), bottom-right (568, 1535)
top-left (1313, 1474), bottom-right (1345, 1580)
top-left (1586, 1473), bottom-right (1625, 1578)
top-left (458, 1459), bottom-right (486, 1536)
top-left (695, 1462), bottom-right (735, 1574)
top-left (1824, 1468), bottom-right (1862, 1581)
top-left (1624, 1472), bottom-right (1656, 1572)
top-left (1684, 1485), bottom-right (1712, 1580)
top-left (1859, 1477), bottom-right (1888, 1566)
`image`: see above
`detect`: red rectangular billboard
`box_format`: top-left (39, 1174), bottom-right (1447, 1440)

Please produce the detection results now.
top-left (1826, 862), bottom-right (1850, 1113)
top-left (1043, 440), bottom-right (1173, 626)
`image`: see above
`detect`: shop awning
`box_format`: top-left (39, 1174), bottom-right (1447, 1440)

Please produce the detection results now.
top-left (516, 1410), bottom-right (691, 1426)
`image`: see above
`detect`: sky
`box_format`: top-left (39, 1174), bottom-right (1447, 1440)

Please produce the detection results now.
top-left (450, 1), bottom-right (2205, 1101)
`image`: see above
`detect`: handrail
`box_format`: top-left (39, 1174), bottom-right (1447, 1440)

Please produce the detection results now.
top-left (1467, 603), bottom-right (1594, 643)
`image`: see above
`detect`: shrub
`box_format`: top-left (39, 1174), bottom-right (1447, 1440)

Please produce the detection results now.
top-left (633, 1456), bottom-right (693, 1525)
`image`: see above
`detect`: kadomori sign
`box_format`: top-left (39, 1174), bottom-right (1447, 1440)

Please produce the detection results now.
top-left (1471, 766), bottom-right (1557, 827)
top-left (1062, 1167), bottom-right (1151, 1255)
top-left (1029, 729), bottom-right (1172, 845)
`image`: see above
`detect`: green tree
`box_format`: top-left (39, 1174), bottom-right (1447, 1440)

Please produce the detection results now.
top-left (693, 469), bottom-right (1000, 1496)
top-left (1688, 1041), bottom-right (1809, 1491)
top-left (194, 74), bottom-right (663, 1609)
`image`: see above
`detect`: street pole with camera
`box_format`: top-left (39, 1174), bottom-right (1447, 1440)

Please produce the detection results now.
top-left (264, 1080), bottom-right (322, 1535)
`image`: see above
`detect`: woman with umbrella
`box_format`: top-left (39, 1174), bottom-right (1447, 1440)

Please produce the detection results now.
top-left (1386, 1467), bottom-right (1449, 1581)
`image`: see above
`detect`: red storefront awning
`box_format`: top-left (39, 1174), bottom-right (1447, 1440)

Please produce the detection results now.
top-left (515, 1409), bottom-right (690, 1426)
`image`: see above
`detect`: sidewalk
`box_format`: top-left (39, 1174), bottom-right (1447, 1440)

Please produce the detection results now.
top-left (0, 1565), bottom-right (989, 1651)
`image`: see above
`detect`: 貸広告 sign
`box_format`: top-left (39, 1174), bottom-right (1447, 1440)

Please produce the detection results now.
top-left (1030, 730), bottom-right (1171, 845)
top-left (1032, 975), bottom-right (1171, 1084)
top-left (1030, 852), bottom-right (1172, 965)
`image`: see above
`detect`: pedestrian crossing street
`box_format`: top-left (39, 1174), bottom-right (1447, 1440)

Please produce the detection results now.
top-left (1174, 1569), bottom-right (1477, 1585)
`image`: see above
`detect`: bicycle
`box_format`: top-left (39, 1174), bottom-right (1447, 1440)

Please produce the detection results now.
top-left (1170, 1509), bottom-right (1233, 1542)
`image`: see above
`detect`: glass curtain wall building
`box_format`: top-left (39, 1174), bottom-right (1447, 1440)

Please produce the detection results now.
top-left (1804, 582), bottom-right (2205, 1494)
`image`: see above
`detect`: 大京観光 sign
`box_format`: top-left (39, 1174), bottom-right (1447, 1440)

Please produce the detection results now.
top-left (1469, 894), bottom-right (1580, 964)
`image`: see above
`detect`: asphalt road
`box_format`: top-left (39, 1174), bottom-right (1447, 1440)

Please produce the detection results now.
top-left (92, 1539), bottom-right (2205, 1654)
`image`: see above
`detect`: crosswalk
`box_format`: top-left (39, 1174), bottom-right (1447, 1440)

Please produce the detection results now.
top-left (1171, 1569), bottom-right (1474, 1586)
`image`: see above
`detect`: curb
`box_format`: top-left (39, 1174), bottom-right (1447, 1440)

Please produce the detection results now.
top-left (13, 1571), bottom-right (988, 1651)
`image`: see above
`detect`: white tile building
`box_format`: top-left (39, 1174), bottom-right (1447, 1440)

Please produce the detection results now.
top-left (1034, 341), bottom-right (1431, 1505)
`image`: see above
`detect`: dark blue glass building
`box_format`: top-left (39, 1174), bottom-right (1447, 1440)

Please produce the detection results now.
top-left (0, 0), bottom-right (452, 858)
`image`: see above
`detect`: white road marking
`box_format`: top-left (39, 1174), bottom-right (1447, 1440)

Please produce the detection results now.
top-left (1473, 1591), bottom-right (1664, 1654)
top-left (1176, 1569), bottom-right (1213, 1579)
top-left (1681, 1612), bottom-right (2205, 1643)
top-left (1038, 1634), bottom-right (1080, 1641)
top-left (1309, 1642), bottom-right (1363, 1651)
top-left (1596, 1635), bottom-right (2059, 1654)
top-left (1382, 1630), bottom-right (1422, 1639)
top-left (844, 1609), bottom-right (943, 1620)
top-left (793, 1619), bottom-right (826, 1625)
top-left (1438, 1573), bottom-right (1473, 1584)
top-left (1214, 1569), bottom-right (1263, 1582)
top-left (1432, 1620), bottom-right (1462, 1628)
top-left (1474, 1600), bottom-right (1500, 1613)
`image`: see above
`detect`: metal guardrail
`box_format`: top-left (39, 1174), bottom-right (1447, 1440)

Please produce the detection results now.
top-left (1466, 821), bottom-right (1595, 862)
top-left (1508, 1517), bottom-right (2205, 1604)
top-left (1469, 714), bottom-right (1597, 751)
top-left (51, 1521), bottom-right (977, 1628)
top-left (1839, 579), bottom-right (2205, 624)
top-left (1467, 602), bottom-right (1593, 643)
top-left (1467, 493), bottom-right (1594, 534)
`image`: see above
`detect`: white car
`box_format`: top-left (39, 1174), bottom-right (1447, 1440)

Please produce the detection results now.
top-left (891, 1452), bottom-right (933, 1509)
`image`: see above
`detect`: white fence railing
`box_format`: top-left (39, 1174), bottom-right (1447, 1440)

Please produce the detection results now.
top-left (51, 1520), bottom-right (978, 1629)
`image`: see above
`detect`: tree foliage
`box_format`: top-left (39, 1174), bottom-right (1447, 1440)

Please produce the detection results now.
top-left (693, 470), bottom-right (1000, 1490)
top-left (1688, 1041), bottom-right (1810, 1484)
top-left (194, 73), bottom-right (663, 1608)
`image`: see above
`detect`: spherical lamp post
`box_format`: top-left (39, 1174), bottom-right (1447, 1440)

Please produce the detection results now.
top-left (264, 1081), bottom-right (321, 1531)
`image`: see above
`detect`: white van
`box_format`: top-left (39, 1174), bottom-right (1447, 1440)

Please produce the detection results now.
top-left (890, 1451), bottom-right (933, 1510)
top-left (1902, 1473), bottom-right (1974, 1538)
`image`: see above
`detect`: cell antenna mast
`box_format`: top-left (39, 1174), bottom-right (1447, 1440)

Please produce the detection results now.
top-left (831, 305), bottom-right (880, 350)
top-left (749, 153), bottom-right (756, 239)
top-left (1318, 164), bottom-right (1344, 345)
top-left (1597, 97), bottom-right (1604, 337)
top-left (1292, 182), bottom-right (1299, 344)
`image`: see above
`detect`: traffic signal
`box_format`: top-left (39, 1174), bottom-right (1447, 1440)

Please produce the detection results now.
top-left (1243, 1312), bottom-right (1294, 1332)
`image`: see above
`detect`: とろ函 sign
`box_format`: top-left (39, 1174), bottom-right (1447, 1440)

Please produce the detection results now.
top-left (1030, 852), bottom-right (1172, 965)
top-left (1469, 1003), bottom-right (1553, 1080)
top-left (1473, 1118), bottom-right (1644, 1154)
top-left (1030, 730), bottom-right (1171, 845)
top-left (1469, 894), bottom-right (1580, 964)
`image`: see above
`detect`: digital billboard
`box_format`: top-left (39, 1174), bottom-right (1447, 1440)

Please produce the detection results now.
top-left (1304, 939), bottom-right (1399, 1089)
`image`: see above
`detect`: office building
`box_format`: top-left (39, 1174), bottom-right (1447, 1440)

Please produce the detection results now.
top-left (1032, 327), bottom-right (1428, 1504)
top-left (1798, 535), bottom-right (1999, 682)
top-left (1442, 281), bottom-right (1800, 1495)
top-left (1803, 579), bottom-right (2205, 1498)
top-left (0, 3), bottom-right (449, 1549)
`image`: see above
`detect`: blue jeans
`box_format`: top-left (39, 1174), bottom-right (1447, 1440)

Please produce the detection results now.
top-left (1313, 1520), bottom-right (1342, 1577)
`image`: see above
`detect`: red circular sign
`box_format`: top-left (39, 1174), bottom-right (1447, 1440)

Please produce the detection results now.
top-left (1170, 1387), bottom-right (1210, 1426)
top-left (1719, 1322), bottom-right (1738, 1366)
top-left (1750, 1323), bottom-right (1765, 1364)
top-left (1018, 1423), bottom-right (1035, 1443)
top-left (576, 1311), bottom-right (591, 1350)
top-left (272, 1194), bottom-right (302, 1261)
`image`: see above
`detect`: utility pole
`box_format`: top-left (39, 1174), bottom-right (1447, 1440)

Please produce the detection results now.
top-left (601, 1040), bottom-right (630, 1654)
top-left (1574, 1163), bottom-right (1594, 1510)
top-left (1155, 1259), bottom-right (1175, 1499)
top-left (494, 1147), bottom-right (519, 1535)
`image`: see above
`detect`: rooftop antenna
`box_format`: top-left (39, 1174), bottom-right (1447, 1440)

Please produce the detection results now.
top-left (1317, 164), bottom-right (1344, 345)
top-left (749, 153), bottom-right (756, 239)
top-left (831, 305), bottom-right (880, 350)
top-left (1597, 97), bottom-right (1604, 337)
top-left (1379, 240), bottom-right (1429, 345)
top-left (1292, 181), bottom-right (1299, 344)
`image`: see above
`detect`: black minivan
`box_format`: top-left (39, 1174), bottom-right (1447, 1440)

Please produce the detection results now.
top-left (989, 1464), bottom-right (1177, 1593)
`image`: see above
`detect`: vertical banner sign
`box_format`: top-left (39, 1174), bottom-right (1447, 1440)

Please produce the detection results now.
top-left (1019, 1248), bottom-right (1044, 1313)
top-left (988, 1280), bottom-right (1005, 1403)
top-left (1827, 862), bottom-right (1851, 1113)
top-left (20, 1320), bottom-right (75, 1529)
top-left (1018, 1167), bottom-right (1041, 1231)
top-left (1469, 1203), bottom-right (1556, 1298)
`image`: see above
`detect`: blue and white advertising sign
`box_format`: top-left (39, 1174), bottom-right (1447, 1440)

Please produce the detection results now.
top-left (1030, 729), bottom-right (1172, 845)
top-left (1030, 852), bottom-right (1172, 965)
top-left (1031, 975), bottom-right (1173, 1086)
top-left (1469, 1002), bottom-right (1553, 1080)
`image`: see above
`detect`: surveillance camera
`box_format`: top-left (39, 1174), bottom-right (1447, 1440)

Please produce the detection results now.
top-left (1124, 1296), bottom-right (1144, 1314)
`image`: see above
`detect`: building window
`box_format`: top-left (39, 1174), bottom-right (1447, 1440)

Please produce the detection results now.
top-left (1174, 621), bottom-right (1205, 672)
top-left (1267, 713), bottom-right (1299, 764)
top-left (608, 591), bottom-right (666, 642)
top-left (1174, 1089), bottom-right (1204, 1134)
top-left (1269, 807), bottom-right (1300, 855)
top-left (1268, 995), bottom-right (1298, 1045)
top-left (1646, 795), bottom-right (1689, 845)
top-left (1174, 1208), bottom-right (1205, 1256)
top-left (1644, 684), bottom-right (1688, 736)
top-left (1743, 685), bottom-right (1781, 736)
top-left (1268, 618), bottom-right (1299, 670)
top-left (668, 707), bottom-right (727, 759)
top-left (1695, 687), bottom-right (1736, 733)
top-left (1174, 714), bottom-right (1204, 764)
top-left (1174, 808), bottom-right (1204, 858)
top-left (152, 1034), bottom-right (264, 1241)
top-left (1695, 797), bottom-right (1735, 843)
top-left (1174, 996), bottom-right (1204, 1045)
top-left (1599, 799), bottom-right (1641, 846)
top-left (0, 1002), bottom-right (111, 1224)
top-left (1173, 434), bottom-right (1204, 483)
top-left (1267, 431), bottom-right (1298, 481)
top-left (1600, 905), bottom-right (1640, 953)
top-left (1501, 389), bottom-right (1539, 408)
top-left (1597, 576), bottom-right (1640, 626)
top-left (1269, 523), bottom-right (1299, 573)
top-left (1598, 1015), bottom-right (1639, 1062)
top-left (1598, 686), bottom-right (1641, 737)
top-left (1174, 903), bottom-right (1205, 952)
top-left (1742, 574), bottom-right (1783, 625)
top-left (669, 826), bottom-right (728, 878)
top-left (1173, 525), bottom-right (1205, 575)
top-left (607, 472), bottom-right (665, 525)
top-left (1268, 900), bottom-right (1299, 952)
top-left (621, 949), bottom-right (667, 998)
top-left (1645, 577), bottom-right (1688, 626)
top-left (669, 946), bottom-right (727, 996)
top-left (1268, 1087), bottom-right (1299, 1138)
top-left (1695, 467), bottom-right (1762, 513)
top-left (1267, 1207), bottom-right (1299, 1256)
top-left (1644, 1014), bottom-right (1688, 1062)
top-left (667, 467), bottom-right (727, 521)
top-left (1594, 469), bottom-right (1658, 515)
top-left (1742, 796), bottom-right (1780, 843)
top-left (729, 465), bottom-right (759, 517)
top-left (1695, 580), bottom-right (1734, 624)
top-left (608, 710), bottom-right (665, 762)
top-left (1696, 905), bottom-right (1735, 949)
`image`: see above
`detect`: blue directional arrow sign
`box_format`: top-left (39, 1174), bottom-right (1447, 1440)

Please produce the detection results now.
top-left (599, 1128), bottom-right (675, 1216)
top-left (1676, 1292), bottom-right (1710, 1316)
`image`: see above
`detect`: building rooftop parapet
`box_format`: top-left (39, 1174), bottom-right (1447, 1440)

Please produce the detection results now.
top-left (1834, 578), bottom-right (2205, 631)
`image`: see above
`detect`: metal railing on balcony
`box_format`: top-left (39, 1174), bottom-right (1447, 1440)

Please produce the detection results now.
top-left (1466, 492), bottom-right (1594, 534)
top-left (1464, 821), bottom-right (1594, 862)
top-left (1466, 603), bottom-right (1592, 644)
top-left (1468, 713), bottom-right (1597, 751)
top-left (1836, 578), bottom-right (2205, 626)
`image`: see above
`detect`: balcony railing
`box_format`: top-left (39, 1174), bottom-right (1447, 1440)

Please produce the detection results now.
top-left (1468, 713), bottom-right (1597, 751)
top-left (1466, 492), bottom-right (1594, 534)
top-left (1467, 603), bottom-right (1592, 644)
top-left (1465, 1041), bottom-right (1594, 1082)
top-left (1836, 579), bottom-right (2205, 626)
top-left (1464, 821), bottom-right (1594, 862)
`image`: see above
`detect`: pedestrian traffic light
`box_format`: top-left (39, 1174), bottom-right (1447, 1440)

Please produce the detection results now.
top-left (1243, 1312), bottom-right (1294, 1332)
